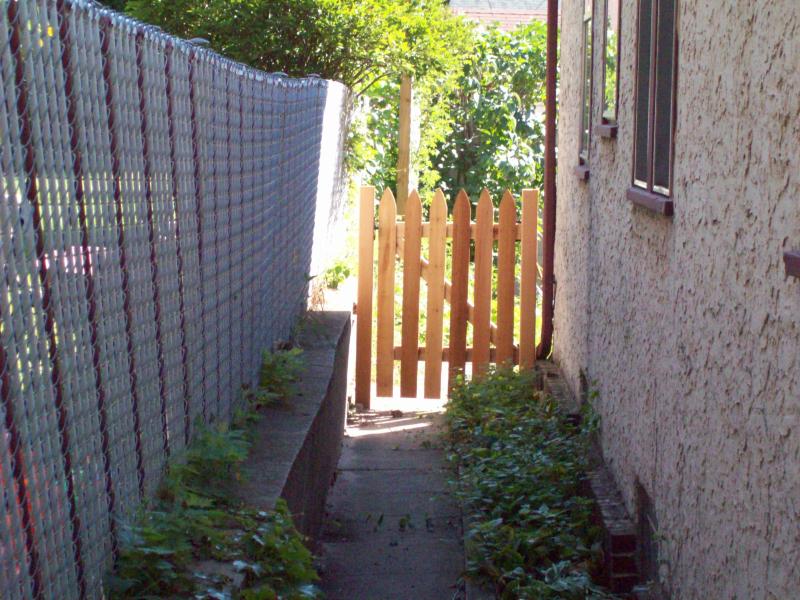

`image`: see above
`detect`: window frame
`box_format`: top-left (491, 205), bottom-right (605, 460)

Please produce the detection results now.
top-left (629, 0), bottom-right (679, 214)
top-left (598, 0), bottom-right (622, 137)
top-left (576, 0), bottom-right (595, 178)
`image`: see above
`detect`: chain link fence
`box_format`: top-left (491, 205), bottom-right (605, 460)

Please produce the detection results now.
top-left (0, 0), bottom-right (351, 597)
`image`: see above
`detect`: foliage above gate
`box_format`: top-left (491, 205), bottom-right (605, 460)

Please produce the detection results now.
top-left (125, 0), bottom-right (472, 95)
top-left (434, 22), bottom-right (549, 200)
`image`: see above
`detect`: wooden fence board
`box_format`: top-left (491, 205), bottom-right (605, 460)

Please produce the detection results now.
top-left (472, 190), bottom-right (494, 375)
top-left (424, 190), bottom-right (447, 398)
top-left (356, 186), bottom-right (375, 408)
top-left (448, 190), bottom-right (471, 384)
top-left (400, 191), bottom-right (422, 397)
top-left (520, 189), bottom-right (538, 369)
top-left (376, 189), bottom-right (397, 396)
top-left (496, 191), bottom-right (517, 365)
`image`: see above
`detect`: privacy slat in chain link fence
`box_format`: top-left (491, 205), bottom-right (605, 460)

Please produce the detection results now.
top-left (0, 1), bottom-right (351, 597)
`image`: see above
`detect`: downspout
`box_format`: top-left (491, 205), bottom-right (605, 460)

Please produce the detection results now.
top-left (538, 0), bottom-right (558, 359)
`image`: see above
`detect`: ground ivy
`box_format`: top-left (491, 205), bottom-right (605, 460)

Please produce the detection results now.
top-left (446, 368), bottom-right (618, 599)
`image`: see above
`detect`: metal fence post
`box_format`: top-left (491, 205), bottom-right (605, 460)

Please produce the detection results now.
top-left (100, 16), bottom-right (146, 497)
top-left (188, 48), bottom-right (208, 421)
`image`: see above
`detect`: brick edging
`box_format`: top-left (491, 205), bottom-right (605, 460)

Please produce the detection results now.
top-left (538, 361), bottom-right (641, 596)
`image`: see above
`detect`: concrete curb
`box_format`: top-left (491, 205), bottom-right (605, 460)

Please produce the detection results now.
top-left (235, 310), bottom-right (352, 542)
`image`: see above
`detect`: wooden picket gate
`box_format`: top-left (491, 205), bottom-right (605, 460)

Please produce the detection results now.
top-left (355, 186), bottom-right (539, 407)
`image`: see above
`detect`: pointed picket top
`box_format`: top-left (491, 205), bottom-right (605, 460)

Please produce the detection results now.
top-left (454, 189), bottom-right (471, 217)
top-left (379, 187), bottom-right (397, 216)
top-left (498, 190), bottom-right (517, 238)
top-left (477, 188), bottom-right (493, 216)
top-left (431, 188), bottom-right (448, 216)
top-left (500, 189), bottom-right (516, 211)
top-left (406, 189), bottom-right (422, 218)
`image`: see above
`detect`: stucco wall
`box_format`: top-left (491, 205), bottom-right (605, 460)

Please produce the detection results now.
top-left (554, 1), bottom-right (800, 598)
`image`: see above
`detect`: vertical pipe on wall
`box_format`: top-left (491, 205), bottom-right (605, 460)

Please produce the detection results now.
top-left (538, 0), bottom-right (559, 359)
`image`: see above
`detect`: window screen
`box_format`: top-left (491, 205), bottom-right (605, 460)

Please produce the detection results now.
top-left (632, 0), bottom-right (677, 196)
top-left (579, 1), bottom-right (594, 165)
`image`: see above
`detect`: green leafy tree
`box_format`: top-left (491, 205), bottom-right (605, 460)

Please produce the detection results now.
top-left (126, 0), bottom-right (470, 96)
top-left (353, 71), bottom-right (462, 196)
top-left (433, 23), bottom-right (548, 202)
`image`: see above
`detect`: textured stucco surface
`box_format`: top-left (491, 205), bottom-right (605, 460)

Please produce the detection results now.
top-left (554, 1), bottom-right (800, 598)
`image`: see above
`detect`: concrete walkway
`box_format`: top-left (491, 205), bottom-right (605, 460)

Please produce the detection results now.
top-left (319, 400), bottom-right (465, 599)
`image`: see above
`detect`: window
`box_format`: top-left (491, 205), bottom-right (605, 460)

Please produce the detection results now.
top-left (578, 0), bottom-right (594, 170)
top-left (600, 0), bottom-right (621, 135)
top-left (630, 0), bottom-right (678, 207)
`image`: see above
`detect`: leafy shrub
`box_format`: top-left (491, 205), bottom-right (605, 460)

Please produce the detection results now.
top-left (123, 0), bottom-right (477, 208)
top-left (162, 424), bottom-right (251, 505)
top-left (113, 500), bottom-right (320, 599)
top-left (258, 348), bottom-right (304, 399)
top-left (322, 259), bottom-right (352, 290)
top-left (126, 0), bottom-right (470, 96)
top-left (446, 368), bottom-right (616, 599)
top-left (358, 23), bottom-right (551, 204)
